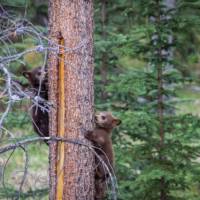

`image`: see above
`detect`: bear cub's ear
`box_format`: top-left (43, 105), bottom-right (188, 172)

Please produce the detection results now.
top-left (22, 71), bottom-right (31, 79)
top-left (112, 119), bottom-right (121, 127)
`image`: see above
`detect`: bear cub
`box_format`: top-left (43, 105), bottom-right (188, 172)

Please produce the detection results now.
top-left (23, 66), bottom-right (49, 138)
top-left (85, 111), bottom-right (121, 199)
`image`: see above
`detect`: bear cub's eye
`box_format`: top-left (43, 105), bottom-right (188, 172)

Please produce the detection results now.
top-left (101, 116), bottom-right (106, 120)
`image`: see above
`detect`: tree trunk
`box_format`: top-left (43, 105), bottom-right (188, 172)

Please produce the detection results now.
top-left (100, 0), bottom-right (108, 100)
top-left (154, 1), bottom-right (175, 200)
top-left (48, 1), bottom-right (94, 199)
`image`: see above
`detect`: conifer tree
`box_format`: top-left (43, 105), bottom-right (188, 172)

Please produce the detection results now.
top-left (95, 0), bottom-right (200, 199)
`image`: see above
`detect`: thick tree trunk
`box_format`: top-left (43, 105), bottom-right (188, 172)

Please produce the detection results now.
top-left (48, 1), bottom-right (94, 199)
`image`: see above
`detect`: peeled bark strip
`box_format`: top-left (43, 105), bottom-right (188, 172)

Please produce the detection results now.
top-left (56, 38), bottom-right (65, 199)
top-left (48, 1), bottom-right (94, 199)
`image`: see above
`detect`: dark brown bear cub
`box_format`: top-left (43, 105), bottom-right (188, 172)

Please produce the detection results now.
top-left (23, 66), bottom-right (49, 139)
top-left (85, 111), bottom-right (121, 200)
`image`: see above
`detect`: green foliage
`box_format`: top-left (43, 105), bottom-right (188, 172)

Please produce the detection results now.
top-left (94, 0), bottom-right (200, 199)
top-left (0, 187), bottom-right (48, 199)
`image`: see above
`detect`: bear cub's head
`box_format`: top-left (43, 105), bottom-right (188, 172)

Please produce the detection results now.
top-left (95, 112), bottom-right (121, 130)
top-left (23, 66), bottom-right (47, 89)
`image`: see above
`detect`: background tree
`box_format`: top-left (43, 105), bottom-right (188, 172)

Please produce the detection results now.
top-left (93, 0), bottom-right (200, 199)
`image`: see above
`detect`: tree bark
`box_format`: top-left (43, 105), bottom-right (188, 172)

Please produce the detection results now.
top-left (48, 1), bottom-right (94, 199)
top-left (100, 0), bottom-right (108, 100)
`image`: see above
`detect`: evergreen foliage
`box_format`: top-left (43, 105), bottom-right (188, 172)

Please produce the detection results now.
top-left (94, 0), bottom-right (200, 199)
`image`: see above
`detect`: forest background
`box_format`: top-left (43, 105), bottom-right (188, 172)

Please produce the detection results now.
top-left (1, 0), bottom-right (200, 199)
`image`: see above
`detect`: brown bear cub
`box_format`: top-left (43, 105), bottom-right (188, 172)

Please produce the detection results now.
top-left (23, 66), bottom-right (49, 139)
top-left (85, 111), bottom-right (121, 200)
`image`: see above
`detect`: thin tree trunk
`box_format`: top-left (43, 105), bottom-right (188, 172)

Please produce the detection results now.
top-left (100, 0), bottom-right (108, 100)
top-left (48, 1), bottom-right (94, 199)
top-left (155, 1), bottom-right (175, 200)
top-left (154, 1), bottom-right (166, 200)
